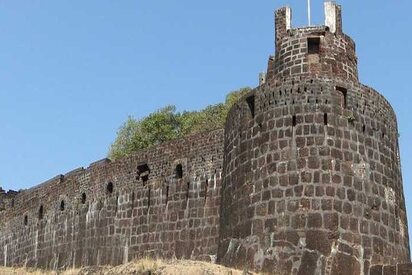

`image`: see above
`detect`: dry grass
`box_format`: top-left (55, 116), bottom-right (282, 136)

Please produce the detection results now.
top-left (0, 258), bottom-right (259, 275)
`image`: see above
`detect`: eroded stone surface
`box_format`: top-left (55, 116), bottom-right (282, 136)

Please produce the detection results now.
top-left (0, 130), bottom-right (224, 269)
top-left (218, 2), bottom-right (409, 275)
top-left (0, 2), bottom-right (410, 275)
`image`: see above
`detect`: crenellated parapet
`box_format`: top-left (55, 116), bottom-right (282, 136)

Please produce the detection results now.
top-left (265, 2), bottom-right (358, 87)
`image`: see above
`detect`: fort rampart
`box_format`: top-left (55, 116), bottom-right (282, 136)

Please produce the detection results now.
top-left (0, 129), bottom-right (224, 269)
top-left (0, 2), bottom-right (410, 274)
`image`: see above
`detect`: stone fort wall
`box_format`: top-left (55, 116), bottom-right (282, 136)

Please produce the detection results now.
top-left (370, 264), bottom-right (412, 275)
top-left (0, 188), bottom-right (18, 212)
top-left (217, 3), bottom-right (409, 274)
top-left (0, 129), bottom-right (224, 269)
top-left (0, 2), bottom-right (410, 275)
top-left (218, 75), bottom-right (408, 274)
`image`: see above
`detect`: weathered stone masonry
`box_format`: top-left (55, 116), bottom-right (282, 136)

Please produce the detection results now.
top-left (0, 2), bottom-right (410, 275)
top-left (218, 3), bottom-right (410, 274)
top-left (0, 129), bottom-right (224, 268)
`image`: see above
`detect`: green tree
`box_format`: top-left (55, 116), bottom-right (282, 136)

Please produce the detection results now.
top-left (109, 106), bottom-right (180, 159)
top-left (108, 116), bottom-right (141, 160)
top-left (108, 87), bottom-right (251, 160)
top-left (225, 87), bottom-right (251, 108)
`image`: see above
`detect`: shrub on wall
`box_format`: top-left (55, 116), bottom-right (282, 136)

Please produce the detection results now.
top-left (109, 87), bottom-right (251, 160)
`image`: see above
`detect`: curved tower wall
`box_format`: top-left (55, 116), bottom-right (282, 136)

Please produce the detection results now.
top-left (218, 3), bottom-right (409, 274)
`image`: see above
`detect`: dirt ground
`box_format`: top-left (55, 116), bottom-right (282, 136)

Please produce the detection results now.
top-left (0, 259), bottom-right (258, 275)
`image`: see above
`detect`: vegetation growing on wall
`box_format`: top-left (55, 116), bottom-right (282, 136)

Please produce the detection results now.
top-left (108, 87), bottom-right (251, 160)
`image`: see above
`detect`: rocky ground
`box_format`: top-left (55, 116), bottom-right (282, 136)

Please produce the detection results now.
top-left (0, 259), bottom-right (258, 275)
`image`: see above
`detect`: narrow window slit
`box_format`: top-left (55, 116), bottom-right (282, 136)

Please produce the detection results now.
top-left (205, 179), bottom-right (209, 202)
top-left (175, 164), bottom-right (183, 179)
top-left (106, 182), bottom-right (114, 194)
top-left (324, 113), bottom-right (328, 126)
top-left (336, 86), bottom-right (348, 108)
top-left (292, 115), bottom-right (297, 127)
top-left (38, 205), bottom-right (44, 220)
top-left (166, 185), bottom-right (169, 205)
top-left (246, 96), bottom-right (255, 118)
top-left (81, 193), bottom-right (87, 204)
top-left (60, 200), bottom-right (65, 211)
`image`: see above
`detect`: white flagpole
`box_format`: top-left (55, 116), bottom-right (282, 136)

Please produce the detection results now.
top-left (307, 0), bottom-right (311, 26)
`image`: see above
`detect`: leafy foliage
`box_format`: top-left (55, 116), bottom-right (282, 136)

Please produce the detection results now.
top-left (109, 87), bottom-right (251, 160)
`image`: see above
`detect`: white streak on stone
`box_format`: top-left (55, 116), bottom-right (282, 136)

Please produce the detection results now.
top-left (325, 2), bottom-right (337, 33)
top-left (285, 7), bottom-right (291, 30)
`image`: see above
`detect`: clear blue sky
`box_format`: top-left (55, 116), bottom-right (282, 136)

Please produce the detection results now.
top-left (0, 0), bottom-right (411, 248)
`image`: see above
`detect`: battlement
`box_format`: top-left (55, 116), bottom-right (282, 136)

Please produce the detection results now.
top-left (324, 2), bottom-right (342, 34)
top-left (266, 2), bottom-right (358, 85)
top-left (275, 2), bottom-right (342, 45)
